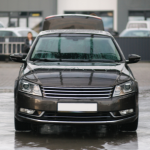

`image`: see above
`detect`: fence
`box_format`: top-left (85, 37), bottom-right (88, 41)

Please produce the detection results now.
top-left (115, 37), bottom-right (150, 61)
top-left (0, 37), bottom-right (26, 61)
top-left (0, 37), bottom-right (150, 61)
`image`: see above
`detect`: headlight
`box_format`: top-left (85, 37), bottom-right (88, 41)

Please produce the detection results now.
top-left (19, 80), bottom-right (42, 96)
top-left (113, 81), bottom-right (135, 97)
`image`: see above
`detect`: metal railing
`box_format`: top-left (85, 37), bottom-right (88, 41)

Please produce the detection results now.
top-left (0, 37), bottom-right (26, 61)
top-left (0, 42), bottom-right (24, 54)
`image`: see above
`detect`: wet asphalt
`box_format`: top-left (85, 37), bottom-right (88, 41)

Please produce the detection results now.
top-left (0, 62), bottom-right (150, 150)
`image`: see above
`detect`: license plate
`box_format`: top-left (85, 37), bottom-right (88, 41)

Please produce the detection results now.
top-left (57, 103), bottom-right (97, 112)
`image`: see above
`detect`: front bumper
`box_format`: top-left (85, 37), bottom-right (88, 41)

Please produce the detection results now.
top-left (15, 91), bottom-right (138, 125)
top-left (16, 114), bottom-right (137, 124)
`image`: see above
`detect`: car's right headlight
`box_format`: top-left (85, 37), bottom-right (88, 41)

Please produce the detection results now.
top-left (18, 80), bottom-right (42, 96)
top-left (113, 81), bottom-right (135, 97)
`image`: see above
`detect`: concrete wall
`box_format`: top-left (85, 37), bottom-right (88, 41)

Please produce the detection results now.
top-left (57, 0), bottom-right (118, 31)
top-left (0, 0), bottom-right (57, 19)
top-left (117, 0), bottom-right (150, 34)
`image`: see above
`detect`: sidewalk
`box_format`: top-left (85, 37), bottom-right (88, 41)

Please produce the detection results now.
top-left (0, 61), bottom-right (150, 92)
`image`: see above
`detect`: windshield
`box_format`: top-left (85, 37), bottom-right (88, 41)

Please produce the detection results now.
top-left (31, 34), bottom-right (121, 62)
top-left (120, 30), bottom-right (150, 37)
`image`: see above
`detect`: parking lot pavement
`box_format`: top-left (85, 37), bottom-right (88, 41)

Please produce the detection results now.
top-left (0, 61), bottom-right (150, 150)
top-left (0, 89), bottom-right (150, 150)
top-left (0, 61), bottom-right (21, 92)
top-left (129, 62), bottom-right (150, 89)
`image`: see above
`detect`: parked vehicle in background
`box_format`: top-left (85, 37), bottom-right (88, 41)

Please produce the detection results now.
top-left (0, 28), bottom-right (38, 37)
top-left (119, 28), bottom-right (150, 37)
top-left (126, 21), bottom-right (150, 29)
top-left (42, 14), bottom-right (104, 31)
top-left (0, 21), bottom-right (4, 28)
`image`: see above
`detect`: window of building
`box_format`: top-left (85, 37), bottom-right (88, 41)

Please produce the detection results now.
top-left (0, 11), bottom-right (42, 33)
top-left (64, 11), bottom-right (114, 31)
top-left (0, 12), bottom-right (9, 28)
top-left (0, 24), bottom-right (3, 28)
top-left (129, 11), bottom-right (150, 21)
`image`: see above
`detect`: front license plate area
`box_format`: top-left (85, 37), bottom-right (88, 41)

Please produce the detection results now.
top-left (57, 103), bottom-right (97, 113)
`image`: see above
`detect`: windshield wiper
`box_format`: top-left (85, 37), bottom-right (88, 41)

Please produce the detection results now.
top-left (59, 59), bottom-right (118, 63)
top-left (88, 59), bottom-right (116, 62)
top-left (31, 58), bottom-right (59, 62)
top-left (61, 59), bottom-right (116, 63)
top-left (31, 58), bottom-right (120, 63)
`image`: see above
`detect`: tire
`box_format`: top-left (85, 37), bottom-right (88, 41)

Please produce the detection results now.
top-left (121, 118), bottom-right (138, 131)
top-left (15, 118), bottom-right (31, 131)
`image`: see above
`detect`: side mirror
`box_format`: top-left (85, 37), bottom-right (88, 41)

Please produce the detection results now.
top-left (126, 54), bottom-right (141, 64)
top-left (10, 53), bottom-right (27, 63)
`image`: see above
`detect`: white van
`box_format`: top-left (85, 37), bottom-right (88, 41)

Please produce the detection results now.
top-left (126, 21), bottom-right (150, 29)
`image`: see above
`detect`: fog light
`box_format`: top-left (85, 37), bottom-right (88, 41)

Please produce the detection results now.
top-left (119, 109), bottom-right (133, 116)
top-left (20, 108), bottom-right (35, 115)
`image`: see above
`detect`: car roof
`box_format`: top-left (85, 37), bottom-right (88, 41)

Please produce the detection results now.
top-left (39, 29), bottom-right (112, 37)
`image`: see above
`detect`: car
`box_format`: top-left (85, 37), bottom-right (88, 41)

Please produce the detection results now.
top-left (42, 14), bottom-right (119, 36)
top-left (0, 28), bottom-right (38, 37)
top-left (119, 28), bottom-right (150, 37)
top-left (42, 14), bottom-right (104, 31)
top-left (126, 21), bottom-right (150, 29)
top-left (10, 29), bottom-right (140, 131)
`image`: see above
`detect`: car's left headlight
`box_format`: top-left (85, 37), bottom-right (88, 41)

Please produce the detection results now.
top-left (113, 81), bottom-right (135, 97)
top-left (19, 80), bottom-right (42, 96)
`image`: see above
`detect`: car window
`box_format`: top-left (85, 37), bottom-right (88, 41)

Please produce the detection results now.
top-left (120, 30), bottom-right (150, 37)
top-left (0, 31), bottom-right (17, 37)
top-left (18, 30), bottom-right (38, 37)
top-left (31, 35), bottom-right (121, 62)
top-left (128, 23), bottom-right (147, 29)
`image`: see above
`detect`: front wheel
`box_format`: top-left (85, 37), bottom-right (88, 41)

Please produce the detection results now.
top-left (121, 118), bottom-right (138, 131)
top-left (15, 118), bottom-right (31, 131)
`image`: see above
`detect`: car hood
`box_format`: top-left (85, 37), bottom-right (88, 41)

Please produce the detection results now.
top-left (22, 62), bottom-right (133, 87)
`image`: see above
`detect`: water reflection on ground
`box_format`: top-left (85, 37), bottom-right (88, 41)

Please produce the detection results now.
top-left (15, 124), bottom-right (138, 150)
top-left (1, 92), bottom-right (150, 150)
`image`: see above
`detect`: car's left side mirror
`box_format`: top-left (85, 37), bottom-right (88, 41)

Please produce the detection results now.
top-left (10, 53), bottom-right (27, 63)
top-left (126, 54), bottom-right (141, 64)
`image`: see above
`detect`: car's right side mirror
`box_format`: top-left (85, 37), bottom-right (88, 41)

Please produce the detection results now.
top-left (126, 54), bottom-right (141, 64)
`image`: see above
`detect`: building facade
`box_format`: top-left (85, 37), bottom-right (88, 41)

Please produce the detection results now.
top-left (0, 0), bottom-right (150, 33)
top-left (58, 0), bottom-right (150, 33)
top-left (0, 0), bottom-right (57, 32)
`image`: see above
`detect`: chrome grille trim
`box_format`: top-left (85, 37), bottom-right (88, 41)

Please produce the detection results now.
top-left (43, 93), bottom-right (112, 96)
top-left (42, 86), bottom-right (113, 99)
top-left (41, 89), bottom-right (112, 93)
top-left (44, 96), bottom-right (111, 99)
top-left (42, 87), bottom-right (113, 90)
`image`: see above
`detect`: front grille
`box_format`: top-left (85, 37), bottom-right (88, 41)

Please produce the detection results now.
top-left (41, 87), bottom-right (113, 99)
